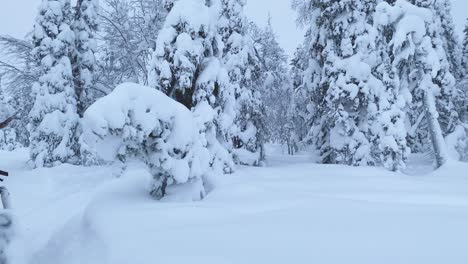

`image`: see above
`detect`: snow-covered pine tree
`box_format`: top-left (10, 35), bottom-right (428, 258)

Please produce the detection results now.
top-left (424, 0), bottom-right (466, 138)
top-left (408, 0), bottom-right (464, 136)
top-left (432, 0), bottom-right (463, 80)
top-left (462, 19), bottom-right (468, 78)
top-left (29, 0), bottom-right (80, 167)
top-left (460, 20), bottom-right (468, 122)
top-left (294, 0), bottom-right (379, 166)
top-left (291, 0), bottom-right (332, 151)
top-left (148, 0), bottom-right (215, 109)
top-left (370, 17), bottom-right (410, 171)
top-left (217, 0), bottom-right (267, 165)
top-left (250, 17), bottom-right (290, 148)
top-left (375, 0), bottom-right (457, 168)
top-left (71, 0), bottom-right (98, 116)
top-left (148, 0), bottom-right (235, 173)
top-left (288, 48), bottom-right (304, 152)
top-left (289, 44), bottom-right (314, 145)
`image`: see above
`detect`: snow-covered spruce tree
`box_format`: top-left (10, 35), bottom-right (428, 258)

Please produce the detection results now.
top-left (432, 0), bottom-right (463, 80)
top-left (217, 0), bottom-right (267, 165)
top-left (148, 0), bottom-right (215, 109)
top-left (459, 20), bottom-right (468, 123)
top-left (29, 0), bottom-right (80, 167)
top-left (408, 0), bottom-right (464, 136)
top-left (289, 44), bottom-right (314, 145)
top-left (71, 0), bottom-right (98, 117)
top-left (82, 83), bottom-right (213, 200)
top-left (375, 0), bottom-right (458, 168)
top-left (150, 0), bottom-right (267, 166)
top-left (462, 19), bottom-right (468, 78)
top-left (250, 18), bottom-right (291, 147)
top-left (291, 0), bottom-right (334, 149)
top-left (148, 0), bottom-right (235, 172)
top-left (370, 18), bottom-right (410, 171)
top-left (293, 0), bottom-right (380, 166)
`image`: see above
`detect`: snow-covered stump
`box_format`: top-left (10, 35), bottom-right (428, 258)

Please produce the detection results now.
top-left (81, 83), bottom-right (218, 201)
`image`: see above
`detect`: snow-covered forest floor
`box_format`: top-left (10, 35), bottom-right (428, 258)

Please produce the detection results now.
top-left (1, 145), bottom-right (467, 264)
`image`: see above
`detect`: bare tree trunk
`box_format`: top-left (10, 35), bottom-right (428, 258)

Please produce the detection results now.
top-left (0, 117), bottom-right (14, 130)
top-left (0, 187), bottom-right (11, 210)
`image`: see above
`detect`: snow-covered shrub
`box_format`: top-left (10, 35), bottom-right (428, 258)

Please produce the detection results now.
top-left (81, 83), bottom-right (217, 200)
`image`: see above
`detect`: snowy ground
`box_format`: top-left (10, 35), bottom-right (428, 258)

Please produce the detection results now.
top-left (1, 146), bottom-right (468, 264)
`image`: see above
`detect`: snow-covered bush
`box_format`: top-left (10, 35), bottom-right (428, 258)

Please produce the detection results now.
top-left (81, 83), bottom-right (218, 200)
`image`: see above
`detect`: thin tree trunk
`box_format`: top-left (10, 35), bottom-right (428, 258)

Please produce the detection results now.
top-left (424, 89), bottom-right (448, 168)
top-left (0, 117), bottom-right (14, 130)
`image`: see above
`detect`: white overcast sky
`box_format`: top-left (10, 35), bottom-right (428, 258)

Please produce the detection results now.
top-left (0, 0), bottom-right (467, 57)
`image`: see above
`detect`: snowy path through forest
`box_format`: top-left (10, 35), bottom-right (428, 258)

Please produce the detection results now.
top-left (1, 148), bottom-right (468, 264)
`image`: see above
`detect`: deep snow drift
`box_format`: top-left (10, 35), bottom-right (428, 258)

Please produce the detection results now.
top-left (1, 146), bottom-right (467, 264)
